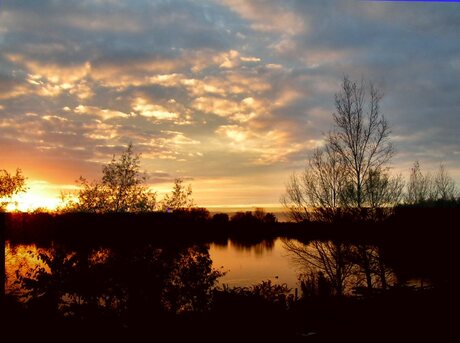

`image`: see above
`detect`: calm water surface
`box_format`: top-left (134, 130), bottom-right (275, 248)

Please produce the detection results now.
top-left (5, 239), bottom-right (302, 294)
top-left (209, 238), bottom-right (301, 289)
top-left (6, 237), bottom-right (421, 298)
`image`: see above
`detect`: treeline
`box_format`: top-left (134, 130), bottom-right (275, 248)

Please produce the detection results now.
top-left (4, 205), bottom-right (459, 247)
top-left (3, 208), bottom-right (281, 247)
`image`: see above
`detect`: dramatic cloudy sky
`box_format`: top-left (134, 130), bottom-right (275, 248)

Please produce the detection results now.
top-left (1, 0), bottom-right (460, 209)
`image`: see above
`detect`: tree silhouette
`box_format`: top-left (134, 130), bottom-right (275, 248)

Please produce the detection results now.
top-left (406, 161), bottom-right (457, 205)
top-left (281, 146), bottom-right (347, 222)
top-left (364, 168), bottom-right (404, 209)
top-left (67, 144), bottom-right (156, 213)
top-left (0, 168), bottom-right (27, 211)
top-left (433, 164), bottom-right (457, 200)
top-left (328, 76), bottom-right (394, 208)
top-left (161, 178), bottom-right (194, 212)
top-left (282, 77), bottom-right (399, 222)
top-left (280, 77), bottom-right (401, 298)
top-left (406, 161), bottom-right (432, 204)
top-left (161, 245), bottom-right (223, 313)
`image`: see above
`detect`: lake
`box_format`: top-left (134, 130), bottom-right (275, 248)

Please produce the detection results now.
top-left (4, 211), bottom-right (458, 342)
top-left (209, 238), bottom-right (301, 290)
top-left (6, 237), bottom-right (417, 299)
top-left (5, 238), bottom-right (301, 296)
top-left (5, 235), bottom-right (451, 342)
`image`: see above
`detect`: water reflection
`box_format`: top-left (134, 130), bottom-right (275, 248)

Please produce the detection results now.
top-left (5, 242), bottom-right (223, 320)
top-left (5, 236), bottom-right (457, 341)
top-left (5, 243), bottom-right (49, 297)
top-left (231, 239), bottom-right (274, 255)
top-left (6, 238), bottom-right (430, 301)
top-left (282, 239), bottom-right (398, 296)
top-left (209, 239), bottom-right (298, 289)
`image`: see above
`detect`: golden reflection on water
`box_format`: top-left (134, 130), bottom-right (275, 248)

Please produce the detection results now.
top-left (6, 239), bottom-right (301, 294)
top-left (209, 238), bottom-right (301, 289)
top-left (6, 239), bottom-right (403, 298)
top-left (88, 247), bottom-right (111, 264)
top-left (5, 243), bottom-right (112, 296)
top-left (5, 242), bottom-right (49, 295)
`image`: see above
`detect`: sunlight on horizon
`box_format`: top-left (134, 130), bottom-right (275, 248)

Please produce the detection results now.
top-left (6, 192), bottom-right (62, 212)
top-left (4, 180), bottom-right (78, 212)
top-left (5, 194), bottom-right (284, 213)
top-left (4, 181), bottom-right (285, 213)
top-left (1, 0), bottom-right (460, 211)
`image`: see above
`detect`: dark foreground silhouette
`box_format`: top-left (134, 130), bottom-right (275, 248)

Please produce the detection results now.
top-left (4, 242), bottom-right (459, 342)
top-left (2, 208), bottom-right (460, 342)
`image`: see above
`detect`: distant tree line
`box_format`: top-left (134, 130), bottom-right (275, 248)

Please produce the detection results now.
top-left (405, 161), bottom-right (457, 206)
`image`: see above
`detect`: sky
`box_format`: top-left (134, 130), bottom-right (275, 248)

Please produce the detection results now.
top-left (1, 0), bottom-right (460, 210)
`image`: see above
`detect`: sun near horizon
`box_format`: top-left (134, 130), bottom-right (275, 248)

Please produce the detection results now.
top-left (2, 1), bottom-right (460, 213)
top-left (3, 174), bottom-right (286, 213)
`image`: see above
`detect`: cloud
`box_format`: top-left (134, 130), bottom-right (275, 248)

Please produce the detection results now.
top-left (132, 98), bottom-right (179, 121)
top-left (74, 105), bottom-right (129, 121)
top-left (215, 124), bottom-right (322, 165)
top-left (217, 0), bottom-right (306, 35)
top-left (192, 96), bottom-right (264, 123)
top-left (1, 0), bottom-right (460, 206)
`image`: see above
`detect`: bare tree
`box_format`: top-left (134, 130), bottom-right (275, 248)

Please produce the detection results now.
top-left (406, 161), bottom-right (432, 204)
top-left (433, 164), bottom-right (457, 201)
top-left (406, 161), bottom-right (457, 205)
top-left (282, 76), bottom-right (397, 222)
top-left (364, 168), bottom-right (405, 209)
top-left (328, 76), bottom-right (394, 208)
top-left (281, 173), bottom-right (310, 223)
top-left (281, 146), bottom-right (347, 222)
top-left (281, 77), bottom-right (398, 297)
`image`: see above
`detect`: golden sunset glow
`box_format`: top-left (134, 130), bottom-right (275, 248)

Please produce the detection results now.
top-left (3, 3), bottom-right (460, 342)
top-left (4, 181), bottom-right (77, 212)
top-left (1, 0), bottom-right (459, 212)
